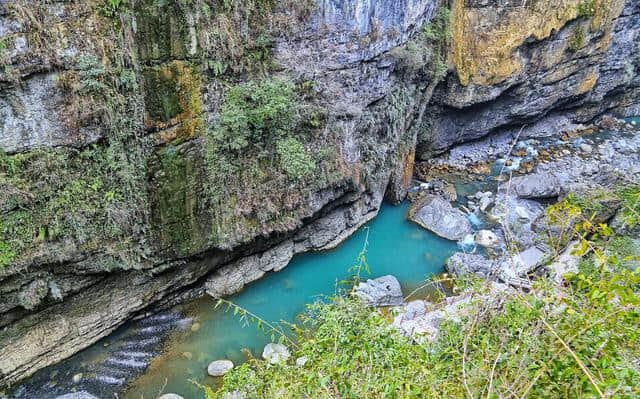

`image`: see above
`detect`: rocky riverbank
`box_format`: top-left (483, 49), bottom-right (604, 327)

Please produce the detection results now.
top-left (395, 119), bottom-right (640, 343)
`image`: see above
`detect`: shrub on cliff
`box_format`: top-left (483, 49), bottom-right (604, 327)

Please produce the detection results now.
top-left (276, 137), bottom-right (316, 180)
top-left (212, 79), bottom-right (297, 152)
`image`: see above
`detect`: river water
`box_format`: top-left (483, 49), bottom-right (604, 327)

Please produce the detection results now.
top-left (9, 202), bottom-right (457, 399)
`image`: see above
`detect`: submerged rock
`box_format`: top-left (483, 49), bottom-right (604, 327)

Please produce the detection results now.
top-left (408, 195), bottom-right (472, 241)
top-left (353, 275), bottom-right (403, 307)
top-left (262, 343), bottom-right (290, 364)
top-left (207, 360), bottom-right (234, 377)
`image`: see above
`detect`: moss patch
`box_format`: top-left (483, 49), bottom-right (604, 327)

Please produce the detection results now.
top-left (142, 61), bottom-right (204, 144)
top-left (150, 144), bottom-right (209, 257)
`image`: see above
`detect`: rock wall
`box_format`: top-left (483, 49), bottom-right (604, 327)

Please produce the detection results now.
top-left (0, 0), bottom-right (440, 387)
top-left (418, 0), bottom-right (640, 157)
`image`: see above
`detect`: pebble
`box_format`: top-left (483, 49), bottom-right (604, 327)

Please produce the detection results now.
top-left (579, 143), bottom-right (593, 153)
top-left (296, 356), bottom-right (308, 367)
top-left (72, 373), bottom-right (83, 384)
top-left (191, 322), bottom-right (201, 332)
top-left (207, 360), bottom-right (234, 377)
top-left (262, 343), bottom-right (291, 364)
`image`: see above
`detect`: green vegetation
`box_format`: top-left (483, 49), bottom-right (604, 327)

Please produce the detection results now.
top-left (393, 6), bottom-right (452, 81)
top-left (0, 240), bottom-right (16, 269)
top-left (203, 0), bottom-right (316, 74)
top-left (276, 138), bottom-right (316, 180)
top-left (211, 79), bottom-right (297, 152)
top-left (569, 26), bottom-right (585, 52)
top-left (0, 22), bottom-right (150, 269)
top-left (618, 185), bottom-right (640, 226)
top-left (101, 0), bottom-right (128, 17)
top-left (578, 0), bottom-right (597, 18)
top-left (207, 270), bottom-right (639, 397)
top-left (541, 186), bottom-right (627, 252)
top-left (0, 146), bottom-right (133, 267)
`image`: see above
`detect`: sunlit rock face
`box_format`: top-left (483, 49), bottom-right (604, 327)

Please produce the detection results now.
top-left (418, 0), bottom-right (639, 157)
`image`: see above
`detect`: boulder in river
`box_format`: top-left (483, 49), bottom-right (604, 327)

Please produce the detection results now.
top-left (159, 394), bottom-right (185, 399)
top-left (446, 252), bottom-right (496, 278)
top-left (511, 172), bottom-right (563, 199)
top-left (408, 195), bottom-right (472, 241)
top-left (207, 359), bottom-right (234, 376)
top-left (262, 343), bottom-right (290, 364)
top-left (475, 230), bottom-right (500, 248)
top-left (353, 275), bottom-right (403, 307)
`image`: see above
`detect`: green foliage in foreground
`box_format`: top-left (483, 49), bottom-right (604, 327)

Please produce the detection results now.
top-left (207, 248), bottom-right (640, 397)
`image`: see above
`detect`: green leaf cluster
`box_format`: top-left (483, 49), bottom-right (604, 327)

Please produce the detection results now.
top-left (209, 272), bottom-right (639, 398)
top-left (212, 79), bottom-right (297, 152)
top-left (276, 138), bottom-right (316, 180)
top-left (577, 0), bottom-right (596, 18)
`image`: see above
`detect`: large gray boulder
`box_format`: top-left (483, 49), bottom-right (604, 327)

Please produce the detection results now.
top-left (511, 172), bottom-right (563, 199)
top-left (491, 194), bottom-right (544, 250)
top-left (159, 394), bottom-right (185, 399)
top-left (262, 343), bottom-right (290, 364)
top-left (207, 360), bottom-right (234, 377)
top-left (408, 195), bottom-right (472, 241)
top-left (446, 252), bottom-right (496, 278)
top-left (354, 275), bottom-right (403, 307)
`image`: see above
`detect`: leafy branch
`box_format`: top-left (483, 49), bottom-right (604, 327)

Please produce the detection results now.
top-left (214, 298), bottom-right (300, 349)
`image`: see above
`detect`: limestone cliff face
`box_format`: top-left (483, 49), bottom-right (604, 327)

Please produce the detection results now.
top-left (418, 0), bottom-right (640, 156)
top-left (0, 0), bottom-right (639, 388)
top-left (0, 0), bottom-right (439, 387)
